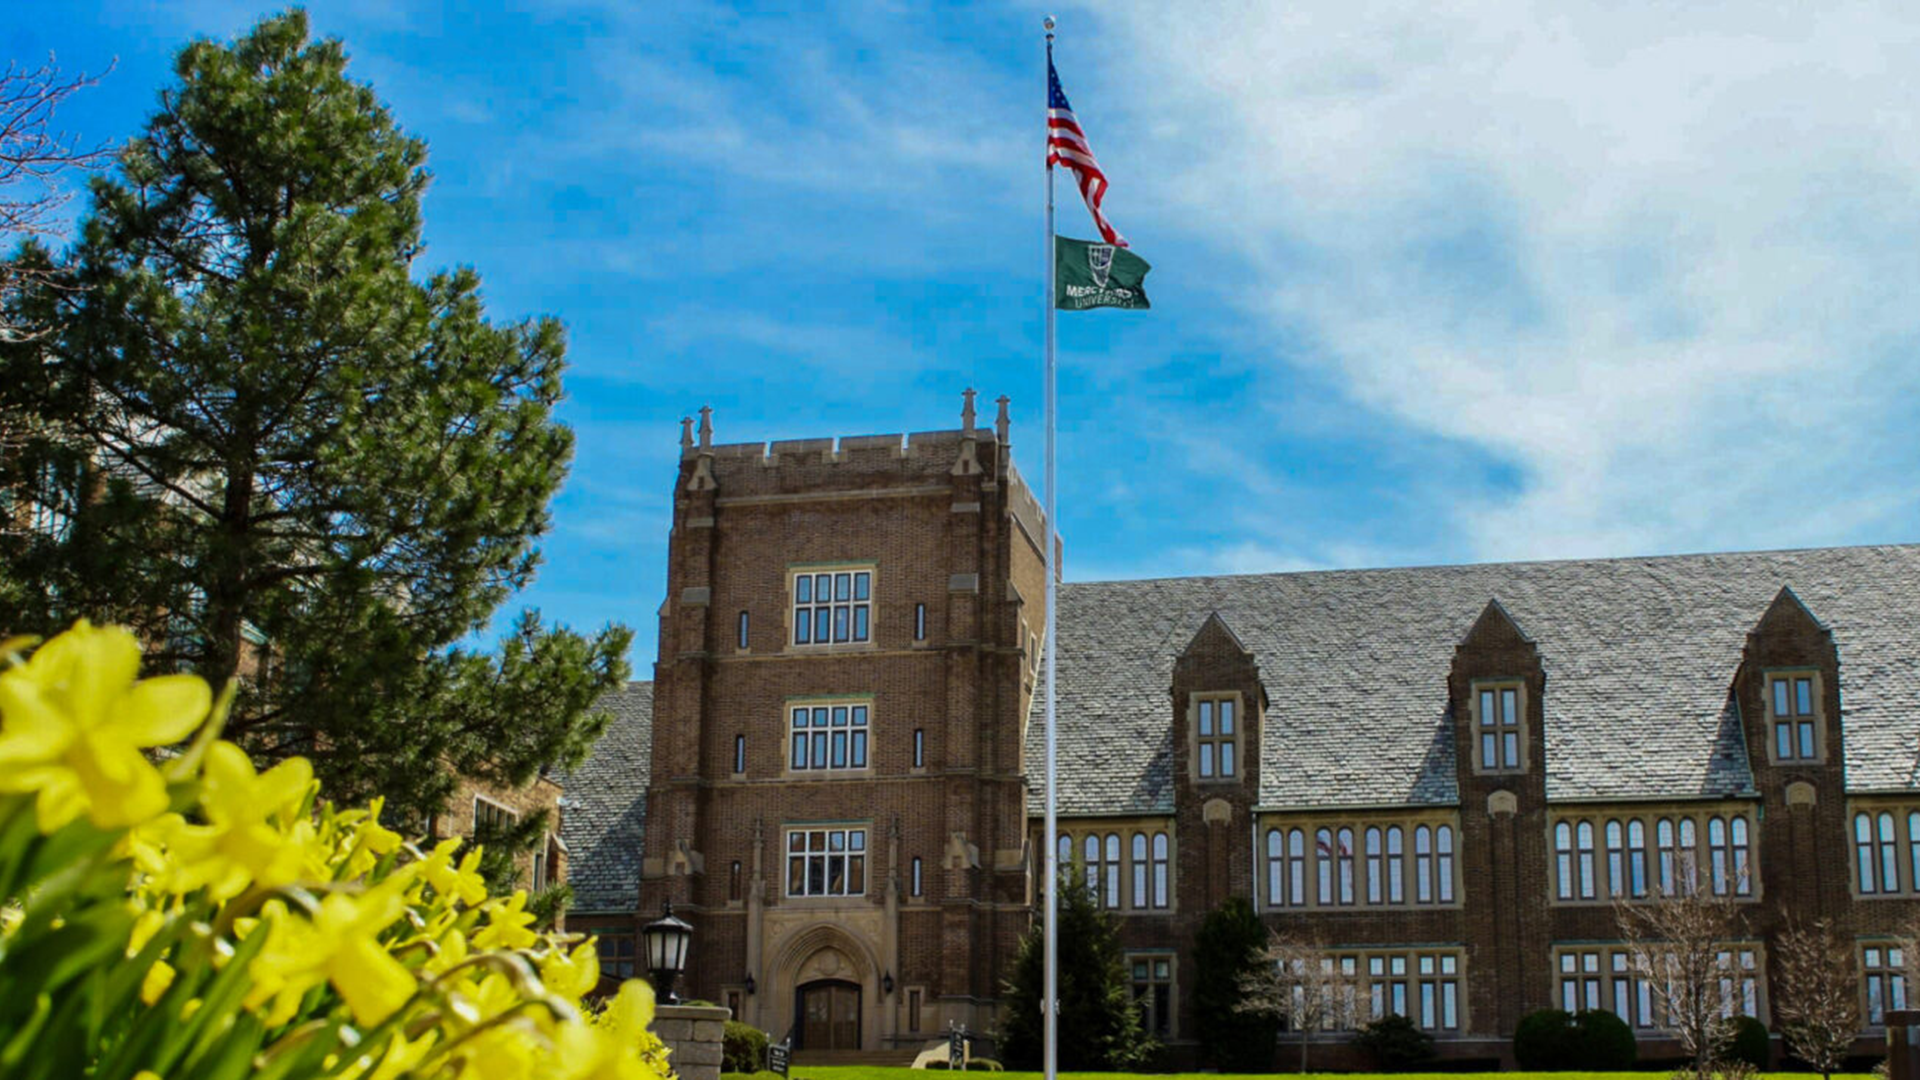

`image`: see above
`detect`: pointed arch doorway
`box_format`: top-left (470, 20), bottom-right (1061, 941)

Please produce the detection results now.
top-left (795, 978), bottom-right (861, 1050)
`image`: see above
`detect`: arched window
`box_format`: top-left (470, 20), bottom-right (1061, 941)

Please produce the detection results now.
top-left (1386, 826), bottom-right (1405, 903)
top-left (1365, 827), bottom-right (1384, 904)
top-left (1337, 827), bottom-right (1356, 905)
top-left (1678, 818), bottom-right (1698, 893)
top-left (1152, 832), bottom-right (1170, 908)
top-left (1316, 828), bottom-right (1335, 905)
top-left (1882, 812), bottom-right (1901, 894)
top-left (1287, 829), bottom-right (1306, 906)
top-left (1266, 829), bottom-right (1285, 907)
top-left (1576, 821), bottom-right (1596, 900)
top-left (1083, 835), bottom-right (1101, 898)
top-left (1132, 833), bottom-right (1149, 908)
top-left (1857, 813), bottom-right (1877, 894)
top-left (1730, 816), bottom-right (1751, 896)
top-left (1606, 821), bottom-right (1625, 898)
top-left (1708, 817), bottom-right (1729, 896)
top-left (1414, 826), bottom-right (1433, 904)
top-left (1055, 833), bottom-right (1072, 896)
top-left (1554, 822), bottom-right (1574, 900)
top-left (1627, 819), bottom-right (1648, 898)
top-left (1437, 825), bottom-right (1455, 902)
top-left (1910, 812), bottom-right (1920, 895)
top-left (1105, 834), bottom-right (1122, 908)
top-left (1656, 818), bottom-right (1677, 895)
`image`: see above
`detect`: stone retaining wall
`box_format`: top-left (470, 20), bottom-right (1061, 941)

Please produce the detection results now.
top-left (652, 1002), bottom-right (729, 1080)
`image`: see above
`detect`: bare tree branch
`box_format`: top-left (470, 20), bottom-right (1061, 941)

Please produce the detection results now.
top-left (0, 55), bottom-right (115, 342)
top-left (1235, 931), bottom-right (1363, 1074)
top-left (1774, 917), bottom-right (1859, 1079)
top-left (1614, 876), bottom-right (1750, 1080)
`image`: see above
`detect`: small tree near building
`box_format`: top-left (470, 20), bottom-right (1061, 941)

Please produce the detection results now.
top-left (1191, 896), bottom-right (1281, 1071)
top-left (1235, 930), bottom-right (1362, 1074)
top-left (1774, 918), bottom-right (1858, 1078)
top-left (1615, 879), bottom-right (1751, 1080)
top-left (998, 876), bottom-right (1155, 1072)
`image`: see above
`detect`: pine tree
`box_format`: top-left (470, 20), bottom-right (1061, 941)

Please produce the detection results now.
top-left (0, 12), bottom-right (630, 836)
top-left (1192, 896), bottom-right (1280, 1071)
top-left (998, 877), bottom-right (1155, 1072)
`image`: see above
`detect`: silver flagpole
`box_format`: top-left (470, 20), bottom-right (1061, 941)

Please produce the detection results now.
top-left (1041, 15), bottom-right (1059, 1080)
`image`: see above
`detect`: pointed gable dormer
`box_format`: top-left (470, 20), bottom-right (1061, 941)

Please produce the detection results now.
top-left (1450, 598), bottom-right (1544, 781)
top-left (1740, 586), bottom-right (1841, 771)
top-left (1171, 612), bottom-right (1264, 790)
top-left (1170, 611), bottom-right (1266, 913)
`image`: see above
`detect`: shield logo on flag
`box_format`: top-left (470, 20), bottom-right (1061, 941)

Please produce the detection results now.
top-left (1087, 244), bottom-right (1115, 288)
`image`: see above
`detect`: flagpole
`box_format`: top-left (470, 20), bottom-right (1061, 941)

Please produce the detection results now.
top-left (1041, 15), bottom-right (1060, 1080)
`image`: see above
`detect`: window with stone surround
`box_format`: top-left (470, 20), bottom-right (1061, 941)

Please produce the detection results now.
top-left (1865, 944), bottom-right (1909, 1024)
top-left (787, 698), bottom-right (870, 772)
top-left (1194, 695), bottom-right (1238, 780)
top-left (1313, 948), bottom-right (1463, 1031)
top-left (472, 795), bottom-right (516, 839)
top-left (1768, 670), bottom-right (1821, 762)
top-left (790, 566), bottom-right (872, 647)
top-left (1129, 954), bottom-right (1175, 1038)
top-left (1052, 825), bottom-right (1172, 911)
top-left (1850, 807), bottom-right (1920, 897)
top-left (1557, 811), bottom-right (1754, 902)
top-left (1269, 819), bottom-right (1452, 911)
top-left (785, 826), bottom-right (867, 897)
top-left (1472, 680), bottom-right (1525, 773)
top-left (595, 932), bottom-right (637, 983)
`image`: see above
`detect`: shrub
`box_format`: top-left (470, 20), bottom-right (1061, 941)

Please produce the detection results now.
top-left (0, 622), bottom-right (674, 1080)
top-left (1192, 897), bottom-right (1280, 1071)
top-left (1513, 1008), bottom-right (1636, 1070)
top-left (1571, 1008), bottom-right (1637, 1068)
top-left (1353, 1013), bottom-right (1435, 1070)
top-left (725, 1020), bottom-right (771, 1073)
top-left (1514, 1008), bottom-right (1576, 1069)
top-left (1726, 1014), bottom-right (1771, 1069)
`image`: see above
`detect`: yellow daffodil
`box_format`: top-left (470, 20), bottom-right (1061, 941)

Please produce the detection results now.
top-left (472, 891), bottom-right (537, 951)
top-left (147, 741), bottom-right (314, 899)
top-left (0, 620), bottom-right (211, 830)
top-left (420, 837), bottom-right (489, 907)
top-left (247, 878), bottom-right (420, 1026)
top-left (538, 938), bottom-right (600, 1001)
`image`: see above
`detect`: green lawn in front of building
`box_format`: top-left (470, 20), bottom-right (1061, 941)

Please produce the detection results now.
top-left (781, 1070), bottom-right (1877, 1080)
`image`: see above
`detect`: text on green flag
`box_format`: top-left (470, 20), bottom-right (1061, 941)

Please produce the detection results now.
top-left (1055, 235), bottom-right (1151, 311)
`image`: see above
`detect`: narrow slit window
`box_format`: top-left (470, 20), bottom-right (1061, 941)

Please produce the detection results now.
top-left (913, 728), bottom-right (924, 769)
top-left (911, 856), bottom-right (923, 896)
top-left (914, 603), bottom-right (926, 641)
top-left (738, 610), bottom-right (750, 649)
top-left (733, 733), bottom-right (745, 774)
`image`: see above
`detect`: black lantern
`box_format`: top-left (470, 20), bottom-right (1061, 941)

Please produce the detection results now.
top-left (744, 973), bottom-right (756, 996)
top-left (643, 901), bottom-right (694, 1004)
top-left (882, 972), bottom-right (894, 995)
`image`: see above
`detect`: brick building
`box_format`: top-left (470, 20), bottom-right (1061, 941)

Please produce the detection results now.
top-left (564, 393), bottom-right (1920, 1065)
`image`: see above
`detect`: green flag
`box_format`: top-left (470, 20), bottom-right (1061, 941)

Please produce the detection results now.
top-left (1055, 235), bottom-right (1151, 311)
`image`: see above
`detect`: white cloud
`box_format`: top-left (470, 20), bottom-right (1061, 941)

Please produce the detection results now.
top-left (1081, 0), bottom-right (1920, 561)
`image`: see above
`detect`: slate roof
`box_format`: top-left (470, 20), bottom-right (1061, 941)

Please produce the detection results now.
top-left (561, 682), bottom-right (653, 912)
top-left (1026, 544), bottom-right (1920, 815)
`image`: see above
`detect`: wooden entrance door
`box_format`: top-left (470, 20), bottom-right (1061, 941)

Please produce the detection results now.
top-left (798, 980), bottom-right (860, 1050)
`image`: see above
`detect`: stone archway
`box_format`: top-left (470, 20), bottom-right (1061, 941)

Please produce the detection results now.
top-left (767, 924), bottom-right (882, 1051)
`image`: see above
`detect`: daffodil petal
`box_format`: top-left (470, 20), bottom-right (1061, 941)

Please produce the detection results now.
top-left (106, 674), bottom-right (211, 747)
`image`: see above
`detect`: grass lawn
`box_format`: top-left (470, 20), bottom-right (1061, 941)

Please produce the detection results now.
top-left (787, 1071), bottom-right (1878, 1080)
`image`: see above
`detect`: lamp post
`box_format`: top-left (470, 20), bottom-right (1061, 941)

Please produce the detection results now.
top-left (642, 901), bottom-right (693, 1004)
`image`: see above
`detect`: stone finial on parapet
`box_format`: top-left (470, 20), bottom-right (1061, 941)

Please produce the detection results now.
top-left (687, 405), bottom-right (718, 491)
top-left (961, 387), bottom-right (978, 432)
top-left (680, 416), bottom-right (694, 453)
top-left (995, 396), bottom-right (1010, 444)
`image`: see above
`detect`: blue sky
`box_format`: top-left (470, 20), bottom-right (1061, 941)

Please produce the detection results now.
top-left (12, 2), bottom-right (1920, 670)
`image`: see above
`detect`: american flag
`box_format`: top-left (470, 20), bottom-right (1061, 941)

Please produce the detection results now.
top-left (1047, 55), bottom-right (1127, 248)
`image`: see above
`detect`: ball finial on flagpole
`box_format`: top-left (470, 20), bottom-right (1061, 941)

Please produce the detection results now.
top-left (1044, 14), bottom-right (1055, 40)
